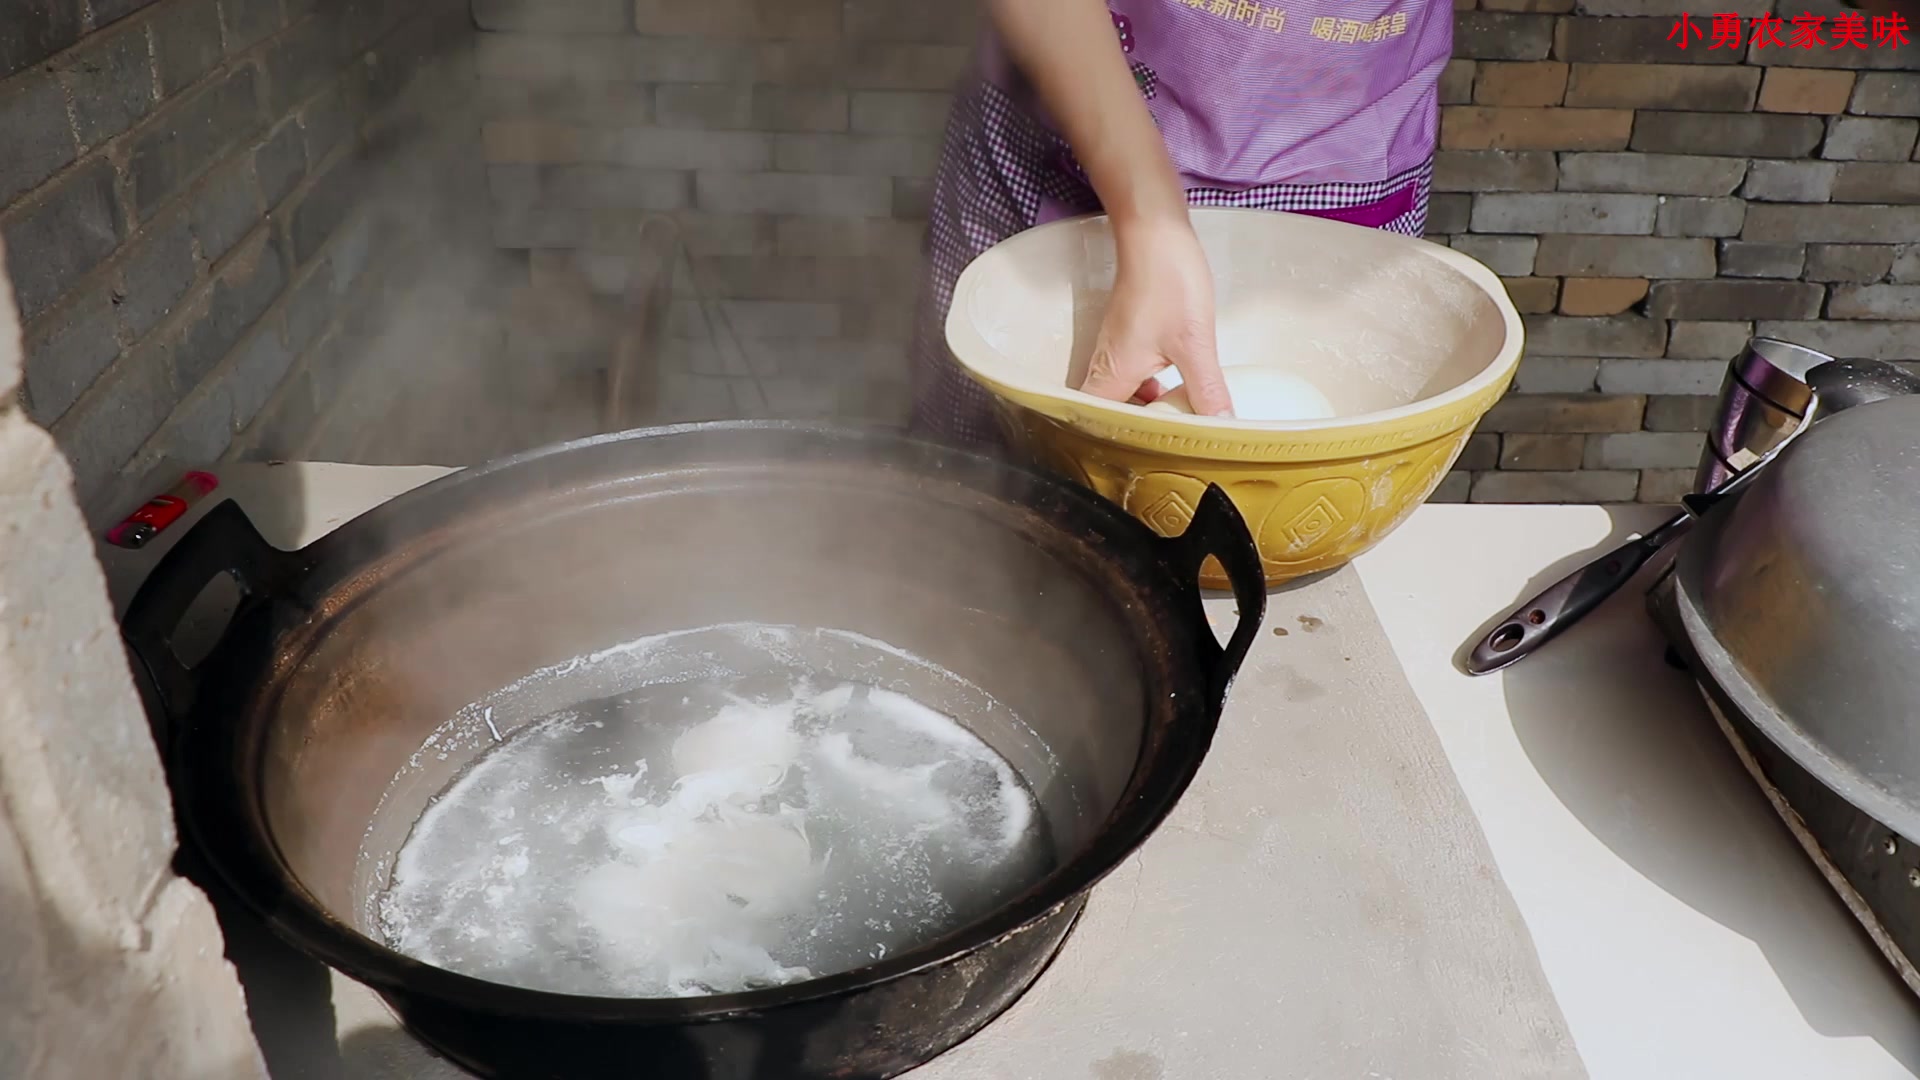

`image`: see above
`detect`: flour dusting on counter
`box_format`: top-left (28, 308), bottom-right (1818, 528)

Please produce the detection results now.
top-left (377, 644), bottom-right (1053, 999)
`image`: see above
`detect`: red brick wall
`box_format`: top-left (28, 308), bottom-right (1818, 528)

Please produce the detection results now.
top-left (1431, 0), bottom-right (1917, 502)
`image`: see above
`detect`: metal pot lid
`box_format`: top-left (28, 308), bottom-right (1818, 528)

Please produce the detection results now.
top-left (1673, 394), bottom-right (1920, 844)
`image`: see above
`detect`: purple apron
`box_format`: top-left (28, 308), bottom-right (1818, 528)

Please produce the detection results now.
top-left (911, 0), bottom-right (1452, 445)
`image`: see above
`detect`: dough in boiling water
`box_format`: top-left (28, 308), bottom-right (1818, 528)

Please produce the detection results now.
top-left (1143, 367), bottom-right (1337, 422)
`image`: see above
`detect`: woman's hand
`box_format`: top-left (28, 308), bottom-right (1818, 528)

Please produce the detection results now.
top-left (1075, 217), bottom-right (1233, 417)
top-left (986, 0), bottom-right (1233, 417)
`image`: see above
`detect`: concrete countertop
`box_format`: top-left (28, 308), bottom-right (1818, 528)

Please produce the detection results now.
top-left (1359, 505), bottom-right (1920, 1080)
top-left (98, 463), bottom-right (1920, 1079)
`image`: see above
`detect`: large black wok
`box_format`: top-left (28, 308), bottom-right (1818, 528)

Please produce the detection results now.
top-left (123, 423), bottom-right (1264, 1079)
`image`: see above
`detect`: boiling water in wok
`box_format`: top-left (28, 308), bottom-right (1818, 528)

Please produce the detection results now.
top-left (375, 624), bottom-right (1058, 999)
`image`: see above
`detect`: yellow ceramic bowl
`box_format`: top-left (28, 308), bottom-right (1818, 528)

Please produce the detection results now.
top-left (945, 207), bottom-right (1524, 588)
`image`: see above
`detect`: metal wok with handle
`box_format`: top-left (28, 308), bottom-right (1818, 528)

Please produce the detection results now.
top-left (121, 423), bottom-right (1265, 1080)
top-left (1660, 392), bottom-right (1920, 998)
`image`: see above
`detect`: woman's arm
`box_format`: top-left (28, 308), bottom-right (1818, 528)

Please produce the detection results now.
top-left (987, 0), bottom-right (1235, 416)
top-left (986, 0), bottom-right (1186, 229)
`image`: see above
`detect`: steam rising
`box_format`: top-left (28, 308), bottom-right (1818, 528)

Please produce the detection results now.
top-left (286, 13), bottom-right (923, 473)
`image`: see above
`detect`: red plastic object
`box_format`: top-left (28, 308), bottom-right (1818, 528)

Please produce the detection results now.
top-left (107, 471), bottom-right (220, 549)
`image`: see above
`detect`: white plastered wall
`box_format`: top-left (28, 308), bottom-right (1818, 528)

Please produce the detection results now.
top-left (0, 240), bottom-right (266, 1076)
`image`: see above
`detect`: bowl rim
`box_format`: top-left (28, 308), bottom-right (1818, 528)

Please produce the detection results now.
top-left (943, 207), bottom-right (1526, 435)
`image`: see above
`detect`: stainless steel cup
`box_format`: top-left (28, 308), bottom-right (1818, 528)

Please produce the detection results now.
top-left (1696, 338), bottom-right (1834, 493)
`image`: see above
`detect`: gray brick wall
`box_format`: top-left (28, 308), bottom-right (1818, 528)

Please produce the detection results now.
top-left (474, 0), bottom-right (979, 426)
top-left (1, 0), bottom-right (475, 505)
top-left (472, 2), bottom-right (1915, 498)
top-left (1433, 3), bottom-right (1920, 503)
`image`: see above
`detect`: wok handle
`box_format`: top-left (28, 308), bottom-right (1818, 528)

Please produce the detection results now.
top-left (1463, 526), bottom-right (1678, 676)
top-left (1170, 485), bottom-right (1267, 707)
top-left (122, 500), bottom-right (295, 725)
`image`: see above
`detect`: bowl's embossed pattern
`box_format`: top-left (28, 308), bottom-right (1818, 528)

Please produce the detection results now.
top-left (999, 397), bottom-right (1499, 588)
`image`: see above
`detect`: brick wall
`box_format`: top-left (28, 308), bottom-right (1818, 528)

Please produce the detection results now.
top-left (473, 1), bottom-right (1914, 498)
top-left (1428, 0), bottom-right (1920, 503)
top-left (1, 0), bottom-right (477, 510)
top-left (0, 238), bottom-right (265, 1077)
top-left (474, 0), bottom-right (980, 427)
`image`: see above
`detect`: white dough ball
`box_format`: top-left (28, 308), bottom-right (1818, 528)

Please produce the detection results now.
top-left (1142, 367), bottom-right (1338, 422)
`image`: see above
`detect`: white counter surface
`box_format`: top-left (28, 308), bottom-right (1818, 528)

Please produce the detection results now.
top-left (101, 464), bottom-right (1920, 1078)
top-left (1359, 504), bottom-right (1920, 1080)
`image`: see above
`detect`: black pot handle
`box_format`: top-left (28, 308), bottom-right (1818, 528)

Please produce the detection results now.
top-left (123, 499), bottom-right (295, 724)
top-left (1168, 485), bottom-right (1267, 707)
top-left (1463, 529), bottom-right (1674, 676)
